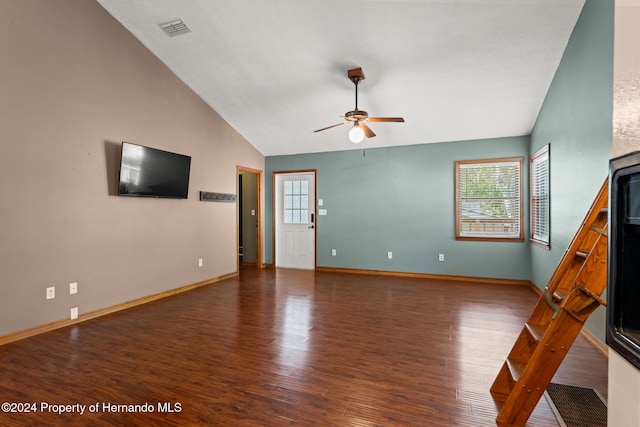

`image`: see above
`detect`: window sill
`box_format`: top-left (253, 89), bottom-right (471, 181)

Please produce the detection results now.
top-left (456, 236), bottom-right (525, 243)
top-left (531, 239), bottom-right (550, 250)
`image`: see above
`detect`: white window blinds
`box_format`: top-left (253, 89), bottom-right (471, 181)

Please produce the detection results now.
top-left (456, 157), bottom-right (523, 240)
top-left (530, 145), bottom-right (550, 247)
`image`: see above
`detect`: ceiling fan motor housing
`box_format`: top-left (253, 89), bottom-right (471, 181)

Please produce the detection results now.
top-left (345, 110), bottom-right (369, 122)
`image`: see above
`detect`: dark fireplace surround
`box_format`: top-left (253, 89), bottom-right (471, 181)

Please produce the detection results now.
top-left (608, 151), bottom-right (640, 370)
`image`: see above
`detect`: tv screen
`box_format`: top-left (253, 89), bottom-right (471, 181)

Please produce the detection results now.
top-left (118, 142), bottom-right (191, 199)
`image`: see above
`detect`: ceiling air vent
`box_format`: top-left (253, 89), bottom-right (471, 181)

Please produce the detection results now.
top-left (159, 19), bottom-right (191, 37)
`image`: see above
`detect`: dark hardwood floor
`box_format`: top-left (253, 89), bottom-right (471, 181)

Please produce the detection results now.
top-left (0, 267), bottom-right (607, 426)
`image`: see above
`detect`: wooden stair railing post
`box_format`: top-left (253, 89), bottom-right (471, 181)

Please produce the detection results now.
top-left (490, 179), bottom-right (608, 427)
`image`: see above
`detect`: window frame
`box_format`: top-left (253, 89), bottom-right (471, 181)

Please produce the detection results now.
top-left (455, 156), bottom-right (524, 242)
top-left (530, 145), bottom-right (550, 249)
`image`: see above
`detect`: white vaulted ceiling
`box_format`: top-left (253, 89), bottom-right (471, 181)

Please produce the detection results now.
top-left (96, 0), bottom-right (585, 156)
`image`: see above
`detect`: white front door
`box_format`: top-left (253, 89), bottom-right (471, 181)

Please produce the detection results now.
top-left (275, 172), bottom-right (316, 270)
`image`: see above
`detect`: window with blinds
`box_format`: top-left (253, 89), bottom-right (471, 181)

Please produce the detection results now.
top-left (455, 157), bottom-right (523, 241)
top-left (530, 145), bottom-right (550, 248)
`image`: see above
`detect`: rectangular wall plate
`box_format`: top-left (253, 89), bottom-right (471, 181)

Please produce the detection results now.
top-left (200, 191), bottom-right (236, 202)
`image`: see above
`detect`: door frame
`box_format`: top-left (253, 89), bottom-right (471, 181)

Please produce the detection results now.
top-left (237, 166), bottom-right (263, 270)
top-left (272, 169), bottom-right (317, 270)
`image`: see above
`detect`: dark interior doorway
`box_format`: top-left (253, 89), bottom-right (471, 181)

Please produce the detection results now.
top-left (237, 167), bottom-right (262, 269)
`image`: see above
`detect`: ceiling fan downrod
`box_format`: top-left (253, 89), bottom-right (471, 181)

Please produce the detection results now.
top-left (348, 67), bottom-right (365, 111)
top-left (354, 77), bottom-right (359, 110)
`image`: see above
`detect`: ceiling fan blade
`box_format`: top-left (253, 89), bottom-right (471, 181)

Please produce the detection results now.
top-left (360, 124), bottom-right (376, 138)
top-left (313, 122), bottom-right (345, 133)
top-left (368, 117), bottom-right (405, 123)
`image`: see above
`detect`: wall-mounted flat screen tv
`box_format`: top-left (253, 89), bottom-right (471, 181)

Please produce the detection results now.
top-left (118, 142), bottom-right (191, 199)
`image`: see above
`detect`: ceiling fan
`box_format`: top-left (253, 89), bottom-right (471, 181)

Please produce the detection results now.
top-left (313, 67), bottom-right (404, 143)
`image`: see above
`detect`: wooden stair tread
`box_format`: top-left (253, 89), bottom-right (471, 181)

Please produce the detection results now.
top-left (577, 286), bottom-right (607, 307)
top-left (524, 322), bottom-right (546, 342)
top-left (506, 358), bottom-right (525, 382)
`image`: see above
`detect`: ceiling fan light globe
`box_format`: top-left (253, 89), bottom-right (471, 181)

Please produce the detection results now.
top-left (349, 125), bottom-right (365, 143)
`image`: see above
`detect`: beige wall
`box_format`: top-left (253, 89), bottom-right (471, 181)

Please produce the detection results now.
top-left (0, 0), bottom-right (264, 336)
top-left (612, 0), bottom-right (640, 158)
top-left (609, 1), bottom-right (640, 426)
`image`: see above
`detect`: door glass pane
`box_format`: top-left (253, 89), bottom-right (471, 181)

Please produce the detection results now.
top-left (283, 179), bottom-right (310, 224)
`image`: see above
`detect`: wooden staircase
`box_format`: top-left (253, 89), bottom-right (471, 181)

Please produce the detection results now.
top-left (490, 179), bottom-right (609, 427)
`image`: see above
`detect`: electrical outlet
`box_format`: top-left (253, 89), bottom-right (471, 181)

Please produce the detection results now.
top-left (70, 307), bottom-right (78, 320)
top-left (439, 254), bottom-right (445, 262)
top-left (46, 286), bottom-right (55, 300)
top-left (69, 282), bottom-right (78, 295)
top-left (198, 258), bottom-right (203, 267)
top-left (331, 249), bottom-right (337, 256)
top-left (388, 251), bottom-right (393, 260)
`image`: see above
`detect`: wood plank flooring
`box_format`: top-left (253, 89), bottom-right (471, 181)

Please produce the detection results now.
top-left (0, 267), bottom-right (608, 426)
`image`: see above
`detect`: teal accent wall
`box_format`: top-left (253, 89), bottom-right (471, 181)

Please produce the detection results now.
top-left (265, 0), bottom-right (613, 341)
top-left (530, 0), bottom-right (613, 340)
top-left (266, 136), bottom-right (531, 280)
